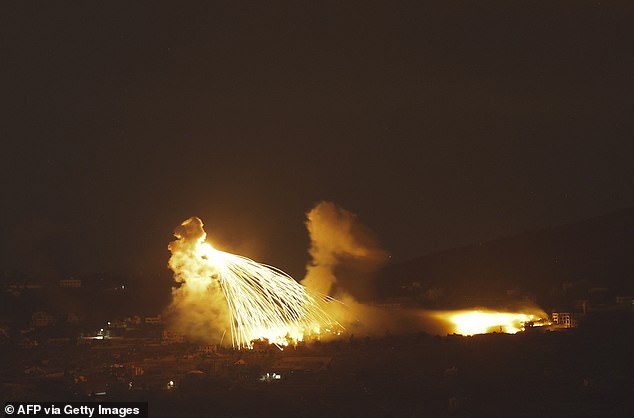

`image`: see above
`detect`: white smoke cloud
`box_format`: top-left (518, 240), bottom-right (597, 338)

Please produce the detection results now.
top-left (165, 217), bottom-right (229, 343)
top-left (301, 201), bottom-right (418, 336)
top-left (302, 201), bottom-right (389, 298)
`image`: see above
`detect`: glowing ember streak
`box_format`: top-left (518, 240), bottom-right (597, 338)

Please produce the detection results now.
top-left (168, 217), bottom-right (341, 349)
top-left (433, 309), bottom-right (546, 336)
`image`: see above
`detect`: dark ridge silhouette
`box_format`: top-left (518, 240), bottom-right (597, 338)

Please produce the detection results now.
top-left (378, 206), bottom-right (634, 309)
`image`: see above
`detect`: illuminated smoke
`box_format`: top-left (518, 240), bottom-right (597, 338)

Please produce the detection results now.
top-left (165, 217), bottom-right (230, 344)
top-left (301, 202), bottom-right (400, 335)
top-left (300, 202), bottom-right (442, 336)
top-left (302, 201), bottom-right (388, 298)
top-left (166, 217), bottom-right (340, 349)
top-left (301, 202), bottom-right (549, 337)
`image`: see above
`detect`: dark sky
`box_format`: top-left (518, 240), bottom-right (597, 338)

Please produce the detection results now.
top-left (2, 1), bottom-right (633, 280)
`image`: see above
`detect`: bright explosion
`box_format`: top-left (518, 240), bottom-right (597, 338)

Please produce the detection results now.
top-left (167, 205), bottom-right (551, 348)
top-left (168, 217), bottom-right (341, 350)
top-left (432, 309), bottom-right (549, 336)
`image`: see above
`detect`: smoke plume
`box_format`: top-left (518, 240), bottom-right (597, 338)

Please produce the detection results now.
top-left (301, 202), bottom-right (423, 336)
top-left (165, 217), bottom-right (229, 343)
top-left (302, 201), bottom-right (389, 299)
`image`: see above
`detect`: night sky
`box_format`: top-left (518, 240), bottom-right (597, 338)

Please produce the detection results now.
top-left (2, 1), bottom-right (633, 281)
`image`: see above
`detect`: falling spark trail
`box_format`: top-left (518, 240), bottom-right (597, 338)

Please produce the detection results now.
top-left (169, 217), bottom-right (341, 349)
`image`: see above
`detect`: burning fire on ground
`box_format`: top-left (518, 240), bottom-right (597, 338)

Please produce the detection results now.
top-left (431, 309), bottom-right (550, 336)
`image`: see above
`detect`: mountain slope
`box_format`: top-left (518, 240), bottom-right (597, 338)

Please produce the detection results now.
top-left (377, 207), bottom-right (634, 309)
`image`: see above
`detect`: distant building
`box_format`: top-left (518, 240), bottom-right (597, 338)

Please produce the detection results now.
top-left (197, 344), bottom-right (217, 354)
top-left (552, 312), bottom-right (572, 328)
top-left (107, 319), bottom-right (126, 329)
top-left (144, 315), bottom-right (162, 324)
top-left (251, 338), bottom-right (277, 352)
top-left (32, 311), bottom-right (55, 327)
top-left (161, 330), bottom-right (185, 344)
top-left (271, 356), bottom-right (332, 373)
top-left (615, 295), bottom-right (634, 305)
top-left (59, 278), bottom-right (82, 288)
top-left (126, 316), bottom-right (142, 326)
top-left (7, 282), bottom-right (46, 294)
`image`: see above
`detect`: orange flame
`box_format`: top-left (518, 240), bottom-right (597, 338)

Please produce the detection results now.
top-left (432, 309), bottom-right (548, 336)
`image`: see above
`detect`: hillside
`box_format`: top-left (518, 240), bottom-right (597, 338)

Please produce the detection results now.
top-left (377, 207), bottom-right (634, 309)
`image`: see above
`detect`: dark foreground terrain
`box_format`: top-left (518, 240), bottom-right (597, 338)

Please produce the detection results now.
top-left (2, 313), bottom-right (633, 418)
